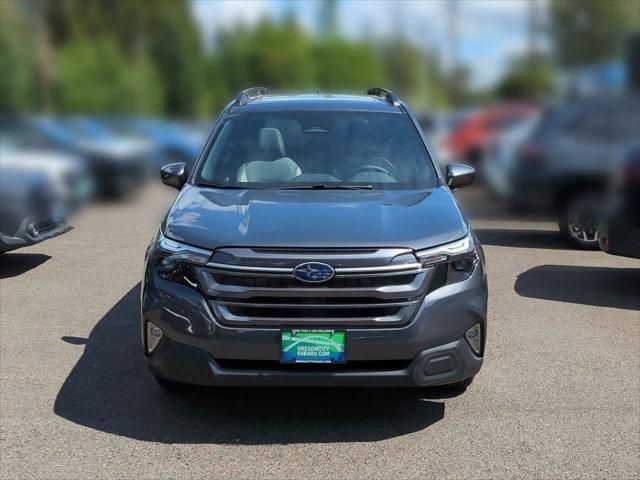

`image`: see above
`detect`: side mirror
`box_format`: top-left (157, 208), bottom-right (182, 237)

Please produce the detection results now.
top-left (446, 163), bottom-right (475, 190)
top-left (161, 162), bottom-right (188, 189)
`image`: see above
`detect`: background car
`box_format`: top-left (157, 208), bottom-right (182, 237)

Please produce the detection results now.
top-left (599, 145), bottom-right (640, 258)
top-left (1, 116), bottom-right (94, 210)
top-left (483, 113), bottom-right (541, 200)
top-left (507, 94), bottom-right (640, 249)
top-left (97, 117), bottom-right (204, 170)
top-left (444, 103), bottom-right (539, 170)
top-left (0, 165), bottom-right (69, 253)
top-left (27, 116), bottom-right (149, 198)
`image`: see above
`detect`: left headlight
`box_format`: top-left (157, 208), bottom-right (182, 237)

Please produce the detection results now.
top-left (416, 233), bottom-right (480, 288)
top-left (147, 230), bottom-right (212, 288)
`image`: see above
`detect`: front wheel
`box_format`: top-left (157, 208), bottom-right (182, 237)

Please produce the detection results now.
top-left (558, 190), bottom-right (602, 250)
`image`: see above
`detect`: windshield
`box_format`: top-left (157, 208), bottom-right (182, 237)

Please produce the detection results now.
top-left (196, 111), bottom-right (438, 189)
top-left (0, 119), bottom-right (59, 151)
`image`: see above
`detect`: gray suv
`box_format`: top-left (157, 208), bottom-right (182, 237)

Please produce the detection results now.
top-left (142, 88), bottom-right (488, 391)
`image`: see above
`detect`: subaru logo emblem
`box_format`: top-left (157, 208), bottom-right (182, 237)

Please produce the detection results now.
top-left (292, 262), bottom-right (335, 283)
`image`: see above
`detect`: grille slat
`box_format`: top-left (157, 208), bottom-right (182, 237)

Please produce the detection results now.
top-left (198, 247), bottom-right (433, 327)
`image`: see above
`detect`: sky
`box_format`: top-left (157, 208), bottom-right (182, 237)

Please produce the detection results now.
top-left (191, 0), bottom-right (547, 88)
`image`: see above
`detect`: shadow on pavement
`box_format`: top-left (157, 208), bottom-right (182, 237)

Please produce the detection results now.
top-left (54, 284), bottom-right (446, 444)
top-left (475, 228), bottom-right (567, 250)
top-left (0, 253), bottom-right (51, 279)
top-left (515, 265), bottom-right (640, 310)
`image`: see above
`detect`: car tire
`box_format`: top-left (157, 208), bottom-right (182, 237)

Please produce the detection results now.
top-left (559, 190), bottom-right (601, 250)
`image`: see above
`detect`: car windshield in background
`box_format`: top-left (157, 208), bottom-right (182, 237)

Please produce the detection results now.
top-left (196, 111), bottom-right (438, 189)
top-left (0, 119), bottom-right (56, 151)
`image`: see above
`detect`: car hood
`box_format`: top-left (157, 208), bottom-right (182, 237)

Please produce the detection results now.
top-left (163, 185), bottom-right (469, 251)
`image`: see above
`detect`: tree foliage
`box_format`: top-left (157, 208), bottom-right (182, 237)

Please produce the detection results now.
top-left (248, 19), bottom-right (314, 90)
top-left (495, 54), bottom-right (555, 100)
top-left (3, 0), bottom-right (450, 116)
top-left (313, 38), bottom-right (384, 91)
top-left (550, 0), bottom-right (640, 67)
top-left (0, 1), bottom-right (37, 112)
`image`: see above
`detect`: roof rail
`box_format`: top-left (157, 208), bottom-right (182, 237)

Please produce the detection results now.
top-left (235, 87), bottom-right (269, 106)
top-left (367, 87), bottom-right (400, 106)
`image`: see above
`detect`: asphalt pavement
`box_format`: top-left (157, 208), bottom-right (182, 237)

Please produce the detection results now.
top-left (1, 185), bottom-right (638, 479)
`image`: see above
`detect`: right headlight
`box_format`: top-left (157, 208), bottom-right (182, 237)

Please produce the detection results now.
top-left (147, 230), bottom-right (212, 289)
top-left (416, 234), bottom-right (480, 289)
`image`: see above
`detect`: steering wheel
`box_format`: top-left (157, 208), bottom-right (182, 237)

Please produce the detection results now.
top-left (349, 157), bottom-right (397, 179)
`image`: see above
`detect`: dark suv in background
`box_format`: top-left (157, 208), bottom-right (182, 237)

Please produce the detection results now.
top-left (142, 88), bottom-right (488, 392)
top-left (508, 95), bottom-right (640, 249)
top-left (599, 145), bottom-right (640, 259)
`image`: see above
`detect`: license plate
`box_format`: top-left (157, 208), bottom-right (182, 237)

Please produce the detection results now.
top-left (281, 329), bottom-right (346, 364)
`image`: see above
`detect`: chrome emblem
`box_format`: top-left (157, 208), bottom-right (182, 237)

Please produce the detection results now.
top-left (292, 262), bottom-right (335, 283)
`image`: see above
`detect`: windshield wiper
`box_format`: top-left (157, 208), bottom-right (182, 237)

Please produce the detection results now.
top-left (267, 184), bottom-right (373, 190)
top-left (197, 181), bottom-right (249, 189)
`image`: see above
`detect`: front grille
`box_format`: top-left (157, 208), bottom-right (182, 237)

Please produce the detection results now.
top-left (196, 247), bottom-right (434, 327)
top-left (211, 272), bottom-right (417, 288)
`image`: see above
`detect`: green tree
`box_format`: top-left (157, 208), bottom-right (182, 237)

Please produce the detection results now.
top-left (312, 37), bottom-right (384, 91)
top-left (45, 0), bottom-right (206, 116)
top-left (248, 18), bottom-right (314, 90)
top-left (216, 23), bottom-right (261, 92)
top-left (422, 49), bottom-right (449, 109)
top-left (382, 39), bottom-right (423, 99)
top-left (495, 54), bottom-right (555, 100)
top-left (0, 0), bottom-right (45, 112)
top-left (0, 10), bottom-right (32, 111)
top-left (56, 36), bottom-right (139, 113)
top-left (550, 0), bottom-right (640, 67)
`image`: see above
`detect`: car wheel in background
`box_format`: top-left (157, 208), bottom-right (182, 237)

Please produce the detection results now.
top-left (559, 190), bottom-right (602, 250)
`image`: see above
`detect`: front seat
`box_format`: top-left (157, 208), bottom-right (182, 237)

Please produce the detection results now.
top-left (237, 128), bottom-right (301, 182)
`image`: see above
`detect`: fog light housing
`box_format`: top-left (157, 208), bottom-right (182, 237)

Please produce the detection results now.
top-left (464, 323), bottom-right (482, 356)
top-left (27, 222), bottom-right (39, 237)
top-left (146, 321), bottom-right (163, 353)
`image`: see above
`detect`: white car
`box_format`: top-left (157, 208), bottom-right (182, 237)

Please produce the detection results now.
top-left (484, 115), bottom-right (540, 200)
top-left (0, 147), bottom-right (94, 212)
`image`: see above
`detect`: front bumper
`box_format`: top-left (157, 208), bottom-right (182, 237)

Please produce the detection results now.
top-left (146, 336), bottom-right (482, 387)
top-left (141, 261), bottom-right (487, 387)
top-left (0, 216), bottom-right (69, 253)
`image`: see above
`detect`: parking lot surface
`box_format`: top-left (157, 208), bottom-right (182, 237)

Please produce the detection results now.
top-left (1, 185), bottom-right (638, 479)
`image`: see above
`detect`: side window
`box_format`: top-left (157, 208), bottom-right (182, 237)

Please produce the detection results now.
top-left (200, 121), bottom-right (233, 181)
top-left (565, 106), bottom-right (611, 142)
top-left (609, 103), bottom-right (640, 143)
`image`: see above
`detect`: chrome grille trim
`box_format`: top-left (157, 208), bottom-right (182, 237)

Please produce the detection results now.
top-left (335, 263), bottom-right (423, 274)
top-left (212, 303), bottom-right (412, 327)
top-left (216, 300), bottom-right (420, 308)
top-left (197, 272), bottom-right (430, 299)
top-left (205, 261), bottom-right (426, 277)
top-left (206, 262), bottom-right (292, 273)
top-left (199, 247), bottom-right (433, 327)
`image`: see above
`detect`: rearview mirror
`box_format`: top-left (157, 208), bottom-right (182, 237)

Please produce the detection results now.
top-left (446, 163), bottom-right (475, 190)
top-left (161, 162), bottom-right (188, 189)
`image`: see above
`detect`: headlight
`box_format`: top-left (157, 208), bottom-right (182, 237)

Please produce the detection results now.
top-left (416, 234), bottom-right (480, 290)
top-left (148, 231), bottom-right (212, 288)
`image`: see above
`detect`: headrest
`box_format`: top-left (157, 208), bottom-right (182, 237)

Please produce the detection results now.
top-left (264, 118), bottom-right (305, 147)
top-left (258, 128), bottom-right (285, 159)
